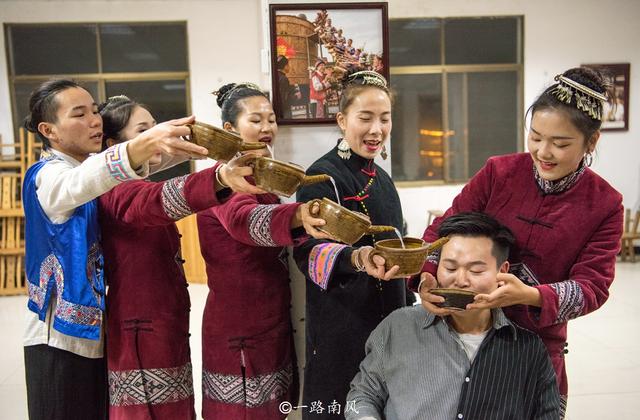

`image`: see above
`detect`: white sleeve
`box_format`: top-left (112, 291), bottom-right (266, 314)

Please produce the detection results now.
top-left (36, 142), bottom-right (148, 224)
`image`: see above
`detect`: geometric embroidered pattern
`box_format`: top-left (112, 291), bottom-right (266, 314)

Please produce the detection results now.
top-left (248, 204), bottom-right (278, 247)
top-left (30, 253), bottom-right (103, 327)
top-left (426, 248), bottom-right (441, 265)
top-left (203, 363), bottom-right (292, 408)
top-left (509, 262), bottom-right (540, 287)
top-left (86, 242), bottom-right (104, 306)
top-left (161, 175), bottom-right (192, 220)
top-left (533, 161), bottom-right (586, 195)
top-left (55, 299), bottom-right (102, 327)
top-left (29, 254), bottom-right (63, 310)
top-left (308, 243), bottom-right (348, 290)
top-left (550, 280), bottom-right (584, 324)
top-left (105, 143), bottom-right (133, 182)
top-left (109, 362), bottom-right (194, 407)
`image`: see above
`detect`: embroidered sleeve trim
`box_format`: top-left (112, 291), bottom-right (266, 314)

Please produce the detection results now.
top-left (248, 204), bottom-right (279, 247)
top-left (308, 243), bottom-right (348, 290)
top-left (105, 143), bottom-right (134, 182)
top-left (549, 280), bottom-right (585, 323)
top-left (109, 362), bottom-right (194, 406)
top-left (203, 363), bottom-right (292, 408)
top-left (161, 175), bottom-right (192, 220)
top-left (426, 248), bottom-right (441, 265)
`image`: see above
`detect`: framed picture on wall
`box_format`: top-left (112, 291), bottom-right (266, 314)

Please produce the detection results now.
top-left (582, 63), bottom-right (630, 131)
top-left (269, 2), bottom-right (389, 125)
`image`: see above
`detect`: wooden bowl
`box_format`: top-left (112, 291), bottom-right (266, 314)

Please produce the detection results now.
top-left (430, 288), bottom-right (477, 310)
top-left (368, 237), bottom-right (429, 277)
top-left (251, 156), bottom-right (331, 197)
top-left (187, 121), bottom-right (266, 162)
top-left (309, 197), bottom-right (395, 245)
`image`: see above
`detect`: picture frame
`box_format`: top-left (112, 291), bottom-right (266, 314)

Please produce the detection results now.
top-left (269, 2), bottom-right (389, 125)
top-left (582, 63), bottom-right (630, 131)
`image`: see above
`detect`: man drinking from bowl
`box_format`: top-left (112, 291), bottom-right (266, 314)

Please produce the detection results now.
top-left (345, 212), bottom-right (561, 420)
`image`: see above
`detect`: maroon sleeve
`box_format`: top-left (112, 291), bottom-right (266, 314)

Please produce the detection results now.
top-left (532, 196), bottom-right (623, 328)
top-left (209, 192), bottom-right (301, 247)
top-left (99, 167), bottom-right (221, 227)
top-left (408, 158), bottom-right (496, 290)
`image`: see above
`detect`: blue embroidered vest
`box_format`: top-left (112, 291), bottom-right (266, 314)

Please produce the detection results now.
top-left (23, 157), bottom-right (105, 340)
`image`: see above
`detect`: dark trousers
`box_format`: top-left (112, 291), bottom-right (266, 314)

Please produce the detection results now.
top-left (24, 344), bottom-right (108, 420)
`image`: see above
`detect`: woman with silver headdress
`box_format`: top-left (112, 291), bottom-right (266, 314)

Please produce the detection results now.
top-left (293, 69), bottom-right (407, 419)
top-left (197, 83), bottom-right (328, 419)
top-left (417, 67), bottom-right (623, 416)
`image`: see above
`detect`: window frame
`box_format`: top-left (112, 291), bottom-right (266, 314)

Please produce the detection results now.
top-left (389, 16), bottom-right (525, 187)
top-left (5, 21), bottom-right (192, 145)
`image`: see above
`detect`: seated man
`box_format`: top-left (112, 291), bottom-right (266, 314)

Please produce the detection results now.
top-left (346, 212), bottom-right (561, 420)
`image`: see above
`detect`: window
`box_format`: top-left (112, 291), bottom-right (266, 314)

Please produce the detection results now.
top-left (389, 17), bottom-right (523, 184)
top-left (5, 22), bottom-right (191, 180)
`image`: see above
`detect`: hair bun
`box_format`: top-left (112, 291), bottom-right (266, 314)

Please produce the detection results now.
top-left (563, 67), bottom-right (609, 96)
top-left (212, 83), bottom-right (237, 108)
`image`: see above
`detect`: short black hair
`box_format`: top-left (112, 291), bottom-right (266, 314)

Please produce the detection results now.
top-left (23, 79), bottom-right (81, 149)
top-left (437, 212), bottom-right (515, 266)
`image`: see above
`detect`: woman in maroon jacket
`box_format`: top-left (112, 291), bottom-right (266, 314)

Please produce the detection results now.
top-left (98, 95), bottom-right (263, 420)
top-left (196, 83), bottom-right (327, 420)
top-left (418, 67), bottom-right (623, 415)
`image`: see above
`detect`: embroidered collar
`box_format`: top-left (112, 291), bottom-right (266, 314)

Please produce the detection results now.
top-left (533, 160), bottom-right (586, 195)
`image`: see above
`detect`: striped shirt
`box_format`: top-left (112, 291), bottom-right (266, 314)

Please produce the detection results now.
top-left (346, 305), bottom-right (560, 420)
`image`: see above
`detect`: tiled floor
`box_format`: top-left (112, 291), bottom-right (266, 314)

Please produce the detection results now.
top-left (1, 261), bottom-right (638, 419)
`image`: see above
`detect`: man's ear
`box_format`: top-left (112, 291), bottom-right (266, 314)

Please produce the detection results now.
top-left (106, 138), bottom-right (118, 148)
top-left (223, 121), bottom-right (234, 132)
top-left (499, 260), bottom-right (509, 273)
top-left (37, 122), bottom-right (58, 144)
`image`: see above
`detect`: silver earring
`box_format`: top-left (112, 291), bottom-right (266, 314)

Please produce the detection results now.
top-left (584, 152), bottom-right (593, 167)
top-left (337, 138), bottom-right (351, 160)
top-left (380, 145), bottom-right (388, 160)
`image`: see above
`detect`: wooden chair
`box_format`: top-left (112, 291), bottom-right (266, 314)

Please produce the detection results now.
top-left (620, 208), bottom-right (640, 262)
top-left (26, 130), bottom-right (43, 168)
top-left (0, 173), bottom-right (25, 295)
top-left (0, 132), bottom-right (26, 174)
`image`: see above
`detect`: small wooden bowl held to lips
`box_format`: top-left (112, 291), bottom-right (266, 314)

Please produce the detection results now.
top-left (429, 288), bottom-right (477, 311)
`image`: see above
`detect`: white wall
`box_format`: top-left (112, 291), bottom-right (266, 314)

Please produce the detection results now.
top-left (388, 0), bottom-right (640, 223)
top-left (0, 0), bottom-right (263, 155)
top-left (2, 0), bottom-right (638, 229)
top-left (1, 0), bottom-right (638, 416)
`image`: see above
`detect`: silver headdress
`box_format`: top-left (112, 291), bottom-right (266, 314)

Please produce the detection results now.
top-left (550, 74), bottom-right (607, 120)
top-left (346, 70), bottom-right (388, 90)
top-left (213, 82), bottom-right (263, 104)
